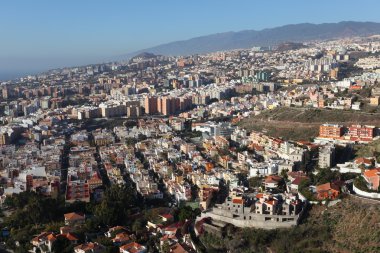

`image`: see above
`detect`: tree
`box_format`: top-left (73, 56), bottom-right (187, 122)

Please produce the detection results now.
top-left (132, 219), bottom-right (146, 234)
top-left (298, 178), bottom-right (316, 201)
top-left (161, 241), bottom-right (171, 253)
top-left (178, 206), bottom-right (194, 222)
top-left (215, 180), bottom-right (229, 204)
top-left (52, 236), bottom-right (73, 253)
top-left (105, 246), bottom-right (119, 253)
top-left (249, 176), bottom-right (263, 188)
top-left (95, 184), bottom-right (138, 226)
top-left (312, 168), bottom-right (340, 185)
top-left (146, 235), bottom-right (160, 253)
top-left (280, 169), bottom-right (289, 181)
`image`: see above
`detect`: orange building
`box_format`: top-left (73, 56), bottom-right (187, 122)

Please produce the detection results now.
top-left (363, 168), bottom-right (380, 191)
top-left (370, 96), bottom-right (380, 106)
top-left (318, 99), bottom-right (325, 108)
top-left (319, 124), bottom-right (344, 139)
top-left (348, 125), bottom-right (375, 141)
top-left (205, 162), bottom-right (214, 172)
top-left (157, 96), bottom-right (180, 116)
top-left (144, 96), bottom-right (158, 115)
top-left (316, 182), bottom-right (340, 200)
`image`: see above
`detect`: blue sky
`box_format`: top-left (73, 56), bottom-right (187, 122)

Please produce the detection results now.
top-left (1, 0), bottom-right (380, 79)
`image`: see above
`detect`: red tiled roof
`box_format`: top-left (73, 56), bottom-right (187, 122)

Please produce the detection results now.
top-left (47, 234), bottom-right (56, 241)
top-left (31, 232), bottom-right (55, 243)
top-left (63, 233), bottom-right (78, 241)
top-left (232, 198), bottom-right (244, 204)
top-left (256, 193), bottom-right (264, 199)
top-left (316, 183), bottom-right (331, 192)
top-left (74, 242), bottom-right (103, 251)
top-left (265, 175), bottom-right (282, 183)
top-left (291, 176), bottom-right (308, 186)
top-left (288, 171), bottom-right (306, 178)
top-left (265, 200), bottom-right (276, 205)
top-left (355, 157), bottom-right (373, 165)
top-left (364, 168), bottom-right (380, 178)
top-left (316, 182), bottom-right (340, 193)
top-left (64, 212), bottom-right (84, 221)
top-left (161, 214), bottom-right (174, 219)
top-left (120, 242), bottom-right (145, 253)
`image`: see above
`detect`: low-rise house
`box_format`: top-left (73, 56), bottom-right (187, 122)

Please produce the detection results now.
top-left (159, 214), bottom-right (174, 223)
top-left (105, 226), bottom-right (128, 238)
top-left (31, 232), bottom-right (78, 253)
top-left (316, 182), bottom-right (340, 200)
top-left (363, 168), bottom-right (380, 191)
top-left (111, 232), bottom-right (132, 246)
top-left (264, 175), bottom-right (283, 189)
top-left (354, 157), bottom-right (375, 168)
top-left (288, 176), bottom-right (309, 192)
top-left (119, 242), bottom-right (146, 253)
top-left (159, 221), bottom-right (186, 236)
top-left (74, 242), bottom-right (105, 253)
top-left (31, 232), bottom-right (56, 253)
top-left (287, 171), bottom-right (307, 182)
top-left (64, 212), bottom-right (85, 226)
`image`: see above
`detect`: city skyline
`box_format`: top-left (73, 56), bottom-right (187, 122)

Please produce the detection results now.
top-left (1, 0), bottom-right (380, 80)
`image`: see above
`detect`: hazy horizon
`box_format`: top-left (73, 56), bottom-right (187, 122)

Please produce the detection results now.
top-left (2, 0), bottom-right (380, 81)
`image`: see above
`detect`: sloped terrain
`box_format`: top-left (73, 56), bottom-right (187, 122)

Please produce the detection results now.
top-left (237, 107), bottom-right (380, 140)
top-left (199, 198), bottom-right (380, 253)
top-left (125, 21), bottom-right (380, 57)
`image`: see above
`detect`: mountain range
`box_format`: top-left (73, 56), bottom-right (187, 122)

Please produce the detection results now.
top-left (124, 21), bottom-right (380, 58)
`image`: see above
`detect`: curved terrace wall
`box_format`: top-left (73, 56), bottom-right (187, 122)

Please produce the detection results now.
top-left (353, 183), bottom-right (380, 199)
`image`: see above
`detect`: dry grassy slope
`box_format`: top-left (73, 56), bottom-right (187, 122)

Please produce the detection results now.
top-left (306, 198), bottom-right (380, 253)
top-left (255, 107), bottom-right (380, 124)
top-left (237, 107), bottom-right (380, 141)
top-left (199, 198), bottom-right (379, 253)
top-left (355, 139), bottom-right (380, 158)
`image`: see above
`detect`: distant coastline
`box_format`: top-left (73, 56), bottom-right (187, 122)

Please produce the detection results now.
top-left (0, 72), bottom-right (22, 82)
top-left (0, 71), bottom-right (38, 82)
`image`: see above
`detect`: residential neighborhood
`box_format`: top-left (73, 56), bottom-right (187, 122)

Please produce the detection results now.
top-left (1, 4), bottom-right (380, 252)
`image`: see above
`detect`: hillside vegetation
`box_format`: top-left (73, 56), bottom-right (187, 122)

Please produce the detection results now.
top-left (355, 139), bottom-right (380, 161)
top-left (237, 107), bottom-right (380, 140)
top-left (200, 198), bottom-right (380, 253)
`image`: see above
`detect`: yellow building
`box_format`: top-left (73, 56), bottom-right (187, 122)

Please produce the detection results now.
top-left (370, 96), bottom-right (380, 106)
